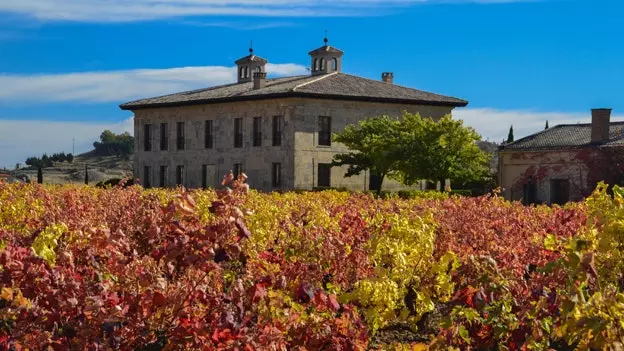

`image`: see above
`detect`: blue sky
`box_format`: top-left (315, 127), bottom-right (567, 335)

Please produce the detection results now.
top-left (1, 0), bottom-right (623, 168)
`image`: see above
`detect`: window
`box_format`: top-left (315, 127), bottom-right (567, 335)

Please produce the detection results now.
top-left (332, 58), bottom-right (338, 70)
top-left (272, 115), bottom-right (283, 146)
top-left (550, 179), bottom-right (570, 205)
top-left (244, 66), bottom-right (249, 78)
top-left (234, 118), bottom-right (243, 148)
top-left (234, 163), bottom-right (243, 178)
top-left (176, 122), bottom-right (185, 150)
top-left (239, 67), bottom-right (244, 78)
top-left (143, 166), bottom-right (151, 188)
top-left (160, 123), bottom-right (168, 151)
top-left (318, 116), bottom-right (332, 146)
top-left (143, 124), bottom-right (152, 151)
top-left (204, 120), bottom-right (213, 149)
top-left (159, 166), bottom-right (167, 187)
top-left (176, 165), bottom-right (184, 186)
top-left (320, 58), bottom-right (325, 70)
top-left (369, 171), bottom-right (382, 191)
top-left (523, 177), bottom-right (537, 205)
top-left (317, 163), bottom-right (331, 187)
top-left (313, 58), bottom-right (319, 72)
top-left (253, 117), bottom-right (262, 147)
top-left (202, 165), bottom-right (208, 189)
top-left (272, 163), bottom-right (282, 188)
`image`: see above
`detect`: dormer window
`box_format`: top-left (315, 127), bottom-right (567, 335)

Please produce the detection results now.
top-left (320, 58), bottom-right (325, 71)
top-left (332, 58), bottom-right (338, 71)
top-left (313, 58), bottom-right (319, 72)
top-left (239, 67), bottom-right (245, 79)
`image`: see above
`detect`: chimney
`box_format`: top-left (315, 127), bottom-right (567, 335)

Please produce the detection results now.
top-left (382, 72), bottom-right (394, 84)
top-left (253, 71), bottom-right (267, 90)
top-left (591, 108), bottom-right (611, 143)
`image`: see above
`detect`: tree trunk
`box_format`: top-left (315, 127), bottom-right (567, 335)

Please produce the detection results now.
top-left (376, 173), bottom-right (386, 197)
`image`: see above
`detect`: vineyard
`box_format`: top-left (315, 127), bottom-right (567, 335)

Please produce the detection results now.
top-left (1, 179), bottom-right (624, 350)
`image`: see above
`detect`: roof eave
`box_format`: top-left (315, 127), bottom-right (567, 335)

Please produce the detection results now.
top-left (120, 93), bottom-right (468, 111)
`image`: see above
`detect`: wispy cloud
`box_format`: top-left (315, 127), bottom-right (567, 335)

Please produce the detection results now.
top-left (455, 108), bottom-right (624, 143)
top-left (0, 63), bottom-right (307, 103)
top-left (0, 117), bottom-right (134, 169)
top-left (0, 0), bottom-right (536, 22)
top-left (177, 20), bottom-right (297, 30)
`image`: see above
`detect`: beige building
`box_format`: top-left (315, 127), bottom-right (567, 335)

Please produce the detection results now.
top-left (499, 108), bottom-right (623, 204)
top-left (120, 39), bottom-right (468, 191)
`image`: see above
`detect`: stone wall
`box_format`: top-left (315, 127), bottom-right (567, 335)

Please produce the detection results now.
top-left (498, 150), bottom-right (594, 203)
top-left (133, 97), bottom-right (455, 192)
top-left (290, 98), bottom-right (454, 191)
top-left (133, 99), bottom-right (296, 191)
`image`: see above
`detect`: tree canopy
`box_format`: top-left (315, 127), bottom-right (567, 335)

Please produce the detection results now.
top-left (331, 112), bottom-right (491, 194)
top-left (331, 116), bottom-right (403, 194)
top-left (93, 130), bottom-right (134, 157)
top-left (397, 114), bottom-right (490, 188)
top-left (507, 125), bottom-right (514, 143)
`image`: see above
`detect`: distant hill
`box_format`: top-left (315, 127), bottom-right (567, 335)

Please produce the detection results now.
top-left (12, 151), bottom-right (133, 185)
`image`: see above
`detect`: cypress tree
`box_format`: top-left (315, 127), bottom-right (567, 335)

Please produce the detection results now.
top-left (506, 125), bottom-right (514, 143)
top-left (84, 164), bottom-right (89, 185)
top-left (37, 167), bottom-right (43, 184)
top-left (545, 120), bottom-right (549, 129)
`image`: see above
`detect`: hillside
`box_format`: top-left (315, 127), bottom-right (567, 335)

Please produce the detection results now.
top-left (13, 151), bottom-right (133, 185)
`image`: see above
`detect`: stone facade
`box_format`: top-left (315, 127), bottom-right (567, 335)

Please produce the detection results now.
top-left (134, 97), bottom-right (455, 192)
top-left (498, 109), bottom-right (623, 205)
top-left (498, 150), bottom-right (592, 204)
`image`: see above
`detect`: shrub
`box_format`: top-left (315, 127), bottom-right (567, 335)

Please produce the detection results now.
top-left (0, 180), bottom-right (618, 349)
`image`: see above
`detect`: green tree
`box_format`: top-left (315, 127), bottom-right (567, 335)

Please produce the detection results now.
top-left (507, 125), bottom-right (514, 143)
top-left (84, 164), bottom-right (89, 185)
top-left (397, 113), bottom-right (490, 191)
top-left (331, 116), bottom-right (402, 195)
top-left (100, 130), bottom-right (117, 143)
top-left (37, 167), bottom-right (43, 184)
top-left (545, 120), bottom-right (549, 129)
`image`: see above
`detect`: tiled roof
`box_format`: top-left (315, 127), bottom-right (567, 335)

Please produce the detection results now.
top-left (500, 122), bottom-right (624, 151)
top-left (308, 45), bottom-right (344, 55)
top-left (120, 72), bottom-right (468, 110)
top-left (234, 54), bottom-right (268, 64)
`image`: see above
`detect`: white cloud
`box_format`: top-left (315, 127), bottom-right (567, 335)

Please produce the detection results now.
top-left (0, 0), bottom-right (537, 22)
top-left (0, 63), bottom-right (308, 103)
top-left (455, 108), bottom-right (624, 143)
top-left (0, 117), bottom-right (134, 169)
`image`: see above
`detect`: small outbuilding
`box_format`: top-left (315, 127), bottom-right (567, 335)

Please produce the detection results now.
top-left (498, 108), bottom-right (623, 205)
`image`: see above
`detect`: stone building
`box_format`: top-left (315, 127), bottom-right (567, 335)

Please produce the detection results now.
top-left (499, 108), bottom-right (623, 204)
top-left (120, 39), bottom-right (468, 191)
